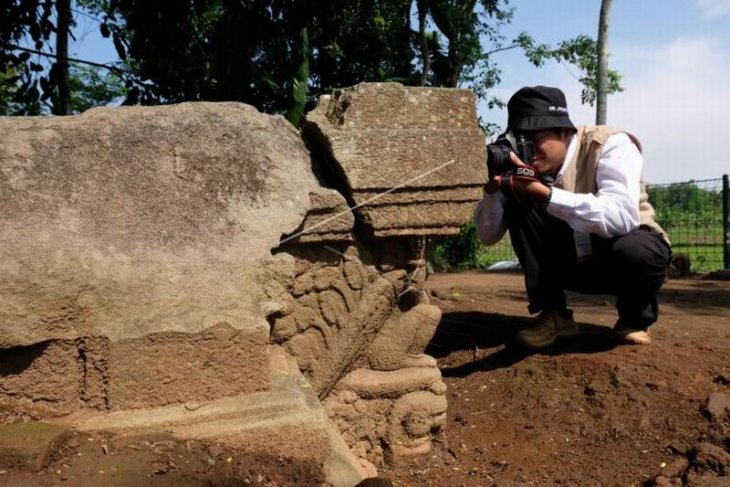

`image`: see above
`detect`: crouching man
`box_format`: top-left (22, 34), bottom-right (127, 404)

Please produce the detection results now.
top-left (475, 85), bottom-right (671, 349)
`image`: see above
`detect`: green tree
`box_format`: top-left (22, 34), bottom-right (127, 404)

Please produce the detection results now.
top-left (0, 67), bottom-right (19, 113)
top-left (2, 0), bottom-right (622, 120)
top-left (68, 65), bottom-right (126, 113)
top-left (86, 0), bottom-right (418, 119)
top-left (0, 0), bottom-right (79, 114)
top-left (0, 0), bottom-right (129, 115)
top-left (521, 34), bottom-right (623, 107)
top-left (0, 0), bottom-right (56, 114)
top-left (89, 0), bottom-right (620, 119)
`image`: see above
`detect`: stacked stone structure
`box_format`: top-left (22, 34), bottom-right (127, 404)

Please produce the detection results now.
top-left (0, 83), bottom-right (485, 484)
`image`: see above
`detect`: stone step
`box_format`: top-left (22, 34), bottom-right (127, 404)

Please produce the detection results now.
top-left (39, 347), bottom-right (369, 487)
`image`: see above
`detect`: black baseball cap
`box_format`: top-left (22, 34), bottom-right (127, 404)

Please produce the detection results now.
top-left (507, 86), bottom-right (576, 132)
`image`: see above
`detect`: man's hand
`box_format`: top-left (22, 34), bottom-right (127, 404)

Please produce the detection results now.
top-left (485, 152), bottom-right (551, 204)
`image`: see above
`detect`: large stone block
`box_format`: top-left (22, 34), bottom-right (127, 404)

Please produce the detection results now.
top-left (304, 82), bottom-right (486, 238)
top-left (0, 102), bottom-right (320, 410)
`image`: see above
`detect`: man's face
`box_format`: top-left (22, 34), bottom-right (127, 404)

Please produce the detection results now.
top-left (520, 128), bottom-right (572, 177)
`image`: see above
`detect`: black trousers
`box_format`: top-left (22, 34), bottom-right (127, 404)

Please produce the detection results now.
top-left (505, 201), bottom-right (672, 330)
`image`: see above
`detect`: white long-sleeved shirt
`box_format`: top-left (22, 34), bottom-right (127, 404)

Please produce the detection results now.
top-left (474, 132), bottom-right (643, 245)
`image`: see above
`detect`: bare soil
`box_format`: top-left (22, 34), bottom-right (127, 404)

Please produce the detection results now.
top-left (0, 429), bottom-right (322, 487)
top-left (0, 272), bottom-right (728, 487)
top-left (380, 271), bottom-right (730, 487)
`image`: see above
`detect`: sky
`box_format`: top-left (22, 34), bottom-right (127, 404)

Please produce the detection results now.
top-left (479, 0), bottom-right (730, 184)
top-left (69, 0), bottom-right (730, 185)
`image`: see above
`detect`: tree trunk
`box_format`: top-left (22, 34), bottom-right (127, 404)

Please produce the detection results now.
top-left (417, 0), bottom-right (430, 86)
top-left (54, 0), bottom-right (72, 115)
top-left (596, 0), bottom-right (612, 124)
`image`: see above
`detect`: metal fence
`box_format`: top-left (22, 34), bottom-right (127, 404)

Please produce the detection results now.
top-left (648, 176), bottom-right (728, 272)
top-left (476, 175), bottom-right (730, 273)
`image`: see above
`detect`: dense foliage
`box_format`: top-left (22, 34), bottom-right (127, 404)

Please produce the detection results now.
top-left (83, 0), bottom-right (529, 122)
top-left (1, 0), bottom-right (622, 124)
top-left (0, 0), bottom-right (56, 114)
top-left (649, 181), bottom-right (726, 271)
top-left (430, 220), bottom-right (481, 271)
top-left (648, 181), bottom-right (724, 230)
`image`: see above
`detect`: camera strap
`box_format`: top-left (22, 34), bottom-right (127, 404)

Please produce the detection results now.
top-left (497, 172), bottom-right (540, 203)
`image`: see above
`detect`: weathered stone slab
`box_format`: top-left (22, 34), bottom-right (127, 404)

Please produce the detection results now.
top-left (318, 82), bottom-right (479, 130)
top-left (0, 102), bottom-right (320, 413)
top-left (284, 187), bottom-right (354, 244)
top-left (0, 103), bottom-right (316, 348)
top-left (304, 82), bottom-right (486, 238)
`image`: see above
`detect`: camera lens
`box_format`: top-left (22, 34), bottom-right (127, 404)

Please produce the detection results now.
top-left (486, 143), bottom-right (512, 174)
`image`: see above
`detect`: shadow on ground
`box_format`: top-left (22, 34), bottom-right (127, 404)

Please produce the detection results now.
top-left (429, 311), bottom-right (623, 378)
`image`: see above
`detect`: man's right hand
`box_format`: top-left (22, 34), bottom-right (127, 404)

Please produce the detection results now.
top-left (487, 152), bottom-right (551, 204)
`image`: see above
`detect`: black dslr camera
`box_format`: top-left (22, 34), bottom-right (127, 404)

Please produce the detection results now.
top-left (486, 131), bottom-right (535, 176)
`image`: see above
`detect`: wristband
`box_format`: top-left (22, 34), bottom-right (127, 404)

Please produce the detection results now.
top-left (541, 185), bottom-right (553, 209)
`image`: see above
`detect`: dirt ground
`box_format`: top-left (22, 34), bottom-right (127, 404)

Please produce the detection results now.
top-left (0, 272), bottom-right (728, 487)
top-left (379, 271), bottom-right (730, 487)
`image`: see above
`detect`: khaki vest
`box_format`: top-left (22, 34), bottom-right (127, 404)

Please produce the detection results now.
top-left (554, 125), bottom-right (670, 244)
